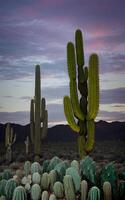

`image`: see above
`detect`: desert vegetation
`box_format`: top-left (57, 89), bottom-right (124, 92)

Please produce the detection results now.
top-left (0, 29), bottom-right (125, 199)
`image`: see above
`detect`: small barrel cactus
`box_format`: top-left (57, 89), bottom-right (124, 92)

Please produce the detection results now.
top-left (31, 184), bottom-right (41, 200)
top-left (32, 172), bottom-right (41, 184)
top-left (2, 169), bottom-right (12, 180)
top-left (63, 175), bottom-right (75, 200)
top-left (5, 178), bottom-right (18, 200)
top-left (41, 191), bottom-right (49, 200)
top-left (88, 186), bottom-right (100, 200)
top-left (25, 183), bottom-right (30, 192)
top-left (24, 161), bottom-right (31, 176)
top-left (31, 162), bottom-right (42, 174)
top-left (41, 173), bottom-right (50, 190)
top-left (66, 167), bottom-right (81, 193)
top-left (21, 175), bottom-right (31, 185)
top-left (16, 169), bottom-right (24, 180)
top-left (81, 180), bottom-right (88, 200)
top-left (47, 157), bottom-right (61, 172)
top-left (118, 180), bottom-right (125, 199)
top-left (12, 186), bottom-right (27, 200)
top-left (103, 181), bottom-right (112, 200)
top-left (80, 156), bottom-right (96, 184)
top-left (100, 162), bottom-right (117, 200)
top-left (49, 194), bottom-right (57, 200)
top-left (71, 160), bottom-right (79, 172)
top-left (43, 160), bottom-right (50, 173)
top-left (49, 170), bottom-right (57, 191)
top-left (0, 196), bottom-right (6, 200)
top-left (53, 182), bottom-right (64, 198)
top-left (54, 162), bottom-right (67, 182)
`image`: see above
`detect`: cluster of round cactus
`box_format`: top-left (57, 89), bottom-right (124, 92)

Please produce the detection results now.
top-left (0, 156), bottom-right (125, 200)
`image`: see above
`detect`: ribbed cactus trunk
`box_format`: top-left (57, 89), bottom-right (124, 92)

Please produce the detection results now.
top-left (34, 65), bottom-right (41, 160)
top-left (5, 123), bottom-right (16, 162)
top-left (63, 29), bottom-right (99, 159)
top-left (30, 65), bottom-right (48, 161)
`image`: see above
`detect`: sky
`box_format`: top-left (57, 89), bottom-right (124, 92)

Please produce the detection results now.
top-left (0, 0), bottom-right (125, 126)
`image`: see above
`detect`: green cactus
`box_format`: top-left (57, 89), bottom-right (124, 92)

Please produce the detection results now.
top-left (88, 186), bottom-right (100, 200)
top-left (63, 29), bottom-right (99, 159)
top-left (103, 181), bottom-right (112, 200)
top-left (54, 162), bottom-right (68, 182)
top-left (47, 156), bottom-right (61, 172)
top-left (24, 161), bottom-right (31, 177)
top-left (2, 169), bottom-right (12, 180)
top-left (12, 186), bottom-right (27, 200)
top-left (71, 160), bottom-right (79, 172)
top-left (118, 180), bottom-right (125, 199)
top-left (24, 136), bottom-right (29, 156)
top-left (5, 123), bottom-right (16, 162)
top-left (0, 196), bottom-right (6, 200)
top-left (41, 173), bottom-right (50, 190)
top-left (0, 180), bottom-right (7, 197)
top-left (66, 167), bottom-right (81, 193)
top-left (80, 156), bottom-right (96, 185)
top-left (43, 160), bottom-right (50, 173)
top-left (81, 180), bottom-right (88, 200)
top-left (49, 194), bottom-right (57, 200)
top-left (32, 172), bottom-right (41, 184)
top-left (41, 191), bottom-right (49, 200)
top-left (30, 65), bottom-right (48, 161)
top-left (5, 179), bottom-right (18, 200)
top-left (31, 184), bottom-right (41, 200)
top-left (49, 170), bottom-right (57, 191)
top-left (53, 182), bottom-right (64, 198)
top-left (100, 162), bottom-right (118, 200)
top-left (31, 162), bottom-right (42, 175)
top-left (63, 175), bottom-right (75, 200)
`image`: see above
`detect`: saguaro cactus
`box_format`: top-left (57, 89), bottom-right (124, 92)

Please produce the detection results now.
top-left (63, 29), bottom-right (99, 159)
top-left (5, 123), bottom-right (16, 162)
top-left (30, 65), bottom-right (48, 161)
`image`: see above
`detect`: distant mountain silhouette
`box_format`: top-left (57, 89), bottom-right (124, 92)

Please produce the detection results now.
top-left (0, 121), bottom-right (125, 143)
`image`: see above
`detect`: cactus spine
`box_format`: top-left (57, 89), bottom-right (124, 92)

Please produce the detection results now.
top-left (63, 29), bottom-right (99, 159)
top-left (5, 123), bottom-right (16, 162)
top-left (30, 65), bottom-right (48, 161)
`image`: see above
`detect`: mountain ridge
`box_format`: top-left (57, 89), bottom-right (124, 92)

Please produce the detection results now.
top-left (0, 121), bottom-right (125, 143)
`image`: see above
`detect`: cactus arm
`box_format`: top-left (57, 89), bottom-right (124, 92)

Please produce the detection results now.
top-left (10, 128), bottom-right (16, 145)
top-left (5, 123), bottom-right (10, 147)
top-left (41, 110), bottom-right (48, 140)
top-left (67, 42), bottom-right (76, 80)
top-left (87, 54), bottom-right (99, 120)
top-left (30, 99), bottom-right (35, 144)
top-left (75, 29), bottom-right (84, 67)
top-left (70, 80), bottom-right (85, 120)
top-left (63, 96), bottom-right (80, 133)
top-left (25, 136), bottom-right (29, 155)
top-left (41, 98), bottom-right (46, 121)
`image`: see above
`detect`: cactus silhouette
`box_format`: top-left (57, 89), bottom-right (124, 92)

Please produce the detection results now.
top-left (5, 123), bottom-right (16, 162)
top-left (30, 65), bottom-right (48, 161)
top-left (63, 29), bottom-right (99, 159)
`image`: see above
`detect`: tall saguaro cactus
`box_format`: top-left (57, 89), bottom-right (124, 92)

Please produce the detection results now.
top-left (63, 29), bottom-right (99, 159)
top-left (30, 65), bottom-right (48, 161)
top-left (5, 123), bottom-right (16, 162)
